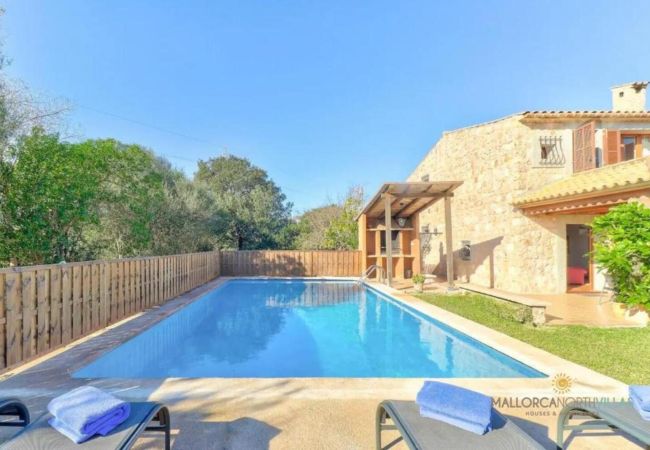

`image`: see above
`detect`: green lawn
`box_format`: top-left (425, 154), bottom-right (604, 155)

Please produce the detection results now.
top-left (415, 292), bottom-right (650, 385)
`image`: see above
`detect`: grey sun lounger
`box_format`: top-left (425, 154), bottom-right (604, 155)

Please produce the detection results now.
top-left (376, 400), bottom-right (545, 450)
top-left (0, 398), bottom-right (30, 428)
top-left (557, 400), bottom-right (650, 449)
top-left (1, 401), bottom-right (170, 450)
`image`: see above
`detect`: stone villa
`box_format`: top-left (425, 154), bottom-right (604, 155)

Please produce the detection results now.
top-left (410, 82), bottom-right (650, 294)
top-left (358, 82), bottom-right (650, 295)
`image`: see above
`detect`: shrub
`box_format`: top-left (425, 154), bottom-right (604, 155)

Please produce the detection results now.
top-left (412, 273), bottom-right (425, 285)
top-left (591, 202), bottom-right (650, 308)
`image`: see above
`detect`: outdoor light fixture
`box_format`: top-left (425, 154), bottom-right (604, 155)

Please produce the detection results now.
top-left (460, 240), bottom-right (471, 261)
top-left (397, 217), bottom-right (407, 227)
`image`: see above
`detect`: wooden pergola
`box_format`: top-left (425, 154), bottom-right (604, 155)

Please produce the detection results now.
top-left (357, 181), bottom-right (463, 287)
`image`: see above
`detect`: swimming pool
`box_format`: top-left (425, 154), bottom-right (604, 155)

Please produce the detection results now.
top-left (74, 280), bottom-right (545, 378)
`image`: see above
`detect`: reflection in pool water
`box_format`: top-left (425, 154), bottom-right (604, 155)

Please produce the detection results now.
top-left (74, 280), bottom-right (545, 378)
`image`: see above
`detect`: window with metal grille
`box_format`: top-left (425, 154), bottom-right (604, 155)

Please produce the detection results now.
top-left (538, 136), bottom-right (566, 166)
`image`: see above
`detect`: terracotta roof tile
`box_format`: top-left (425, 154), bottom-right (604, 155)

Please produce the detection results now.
top-left (514, 157), bottom-right (650, 206)
top-left (521, 111), bottom-right (650, 121)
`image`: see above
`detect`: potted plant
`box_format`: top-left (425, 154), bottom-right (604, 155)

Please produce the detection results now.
top-left (412, 273), bottom-right (425, 292)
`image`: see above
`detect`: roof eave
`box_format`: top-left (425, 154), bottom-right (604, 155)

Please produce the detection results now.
top-left (514, 181), bottom-right (650, 209)
top-left (521, 111), bottom-right (650, 123)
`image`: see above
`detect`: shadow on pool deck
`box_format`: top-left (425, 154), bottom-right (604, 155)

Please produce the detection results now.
top-left (165, 417), bottom-right (280, 450)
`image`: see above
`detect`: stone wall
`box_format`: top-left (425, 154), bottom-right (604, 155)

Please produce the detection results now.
top-left (408, 115), bottom-right (594, 293)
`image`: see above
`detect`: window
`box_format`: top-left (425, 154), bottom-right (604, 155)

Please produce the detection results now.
top-left (540, 144), bottom-right (550, 160)
top-left (594, 147), bottom-right (603, 168)
top-left (603, 131), bottom-right (650, 164)
top-left (538, 136), bottom-right (566, 166)
top-left (420, 174), bottom-right (430, 182)
top-left (622, 136), bottom-right (636, 161)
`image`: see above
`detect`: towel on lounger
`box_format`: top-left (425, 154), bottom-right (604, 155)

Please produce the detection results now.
top-left (416, 381), bottom-right (493, 435)
top-left (630, 386), bottom-right (650, 420)
top-left (630, 386), bottom-right (650, 411)
top-left (47, 386), bottom-right (131, 443)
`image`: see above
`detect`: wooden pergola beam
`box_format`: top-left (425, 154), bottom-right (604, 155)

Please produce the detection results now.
top-left (386, 193), bottom-right (442, 199)
top-left (392, 198), bottom-right (419, 217)
top-left (400, 194), bottom-right (446, 217)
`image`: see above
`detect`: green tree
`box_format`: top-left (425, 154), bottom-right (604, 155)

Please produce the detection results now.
top-left (80, 141), bottom-right (166, 258)
top-left (147, 157), bottom-right (217, 255)
top-left (322, 187), bottom-right (364, 250)
top-left (0, 130), bottom-right (112, 264)
top-left (82, 143), bottom-right (217, 258)
top-left (195, 155), bottom-right (293, 250)
top-left (0, 131), bottom-right (218, 266)
top-left (293, 204), bottom-right (342, 250)
top-left (591, 202), bottom-right (650, 308)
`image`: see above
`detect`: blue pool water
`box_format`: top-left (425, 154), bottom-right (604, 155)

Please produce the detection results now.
top-left (74, 280), bottom-right (545, 378)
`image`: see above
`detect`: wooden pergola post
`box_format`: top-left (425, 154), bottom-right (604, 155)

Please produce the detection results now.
top-left (357, 213), bottom-right (367, 275)
top-left (384, 194), bottom-right (393, 287)
top-left (444, 194), bottom-right (455, 289)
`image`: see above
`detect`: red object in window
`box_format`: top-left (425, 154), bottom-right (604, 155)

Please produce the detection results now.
top-left (567, 267), bottom-right (588, 285)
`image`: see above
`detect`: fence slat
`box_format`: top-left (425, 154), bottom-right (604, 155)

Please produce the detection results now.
top-left (5, 273), bottom-right (22, 366)
top-left (72, 266), bottom-right (82, 340)
top-left (21, 271), bottom-right (36, 360)
top-left (82, 265), bottom-right (91, 335)
top-left (91, 264), bottom-right (100, 330)
top-left (99, 263), bottom-right (108, 328)
top-left (61, 267), bottom-right (72, 345)
top-left (36, 269), bottom-right (50, 354)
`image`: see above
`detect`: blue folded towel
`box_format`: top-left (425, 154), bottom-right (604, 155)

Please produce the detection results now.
top-left (416, 381), bottom-right (493, 435)
top-left (630, 386), bottom-right (650, 411)
top-left (47, 386), bottom-right (131, 443)
top-left (630, 386), bottom-right (650, 420)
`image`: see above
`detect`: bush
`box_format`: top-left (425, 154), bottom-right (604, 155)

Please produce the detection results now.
top-left (591, 202), bottom-right (650, 308)
top-left (412, 273), bottom-right (425, 285)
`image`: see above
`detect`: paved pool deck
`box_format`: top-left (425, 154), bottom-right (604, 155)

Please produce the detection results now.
top-left (0, 277), bottom-right (643, 449)
top-left (392, 277), bottom-right (642, 327)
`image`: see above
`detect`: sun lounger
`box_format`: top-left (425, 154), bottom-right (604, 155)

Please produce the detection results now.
top-left (1, 401), bottom-right (170, 450)
top-left (557, 401), bottom-right (650, 449)
top-left (376, 400), bottom-right (544, 450)
top-left (0, 398), bottom-right (30, 428)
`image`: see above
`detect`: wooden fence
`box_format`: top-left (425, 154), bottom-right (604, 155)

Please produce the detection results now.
top-left (0, 251), bottom-right (220, 371)
top-left (219, 250), bottom-right (362, 277)
top-left (0, 249), bottom-right (362, 372)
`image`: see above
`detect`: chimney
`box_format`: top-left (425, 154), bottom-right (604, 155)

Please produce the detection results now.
top-left (611, 82), bottom-right (648, 111)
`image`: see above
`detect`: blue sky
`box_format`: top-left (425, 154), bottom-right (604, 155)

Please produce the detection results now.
top-left (3, 1), bottom-right (650, 212)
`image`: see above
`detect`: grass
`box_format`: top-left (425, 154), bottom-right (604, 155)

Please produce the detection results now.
top-left (415, 292), bottom-right (650, 385)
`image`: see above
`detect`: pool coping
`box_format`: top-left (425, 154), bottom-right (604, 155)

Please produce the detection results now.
top-left (0, 276), bottom-right (628, 408)
top-left (364, 281), bottom-right (628, 395)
